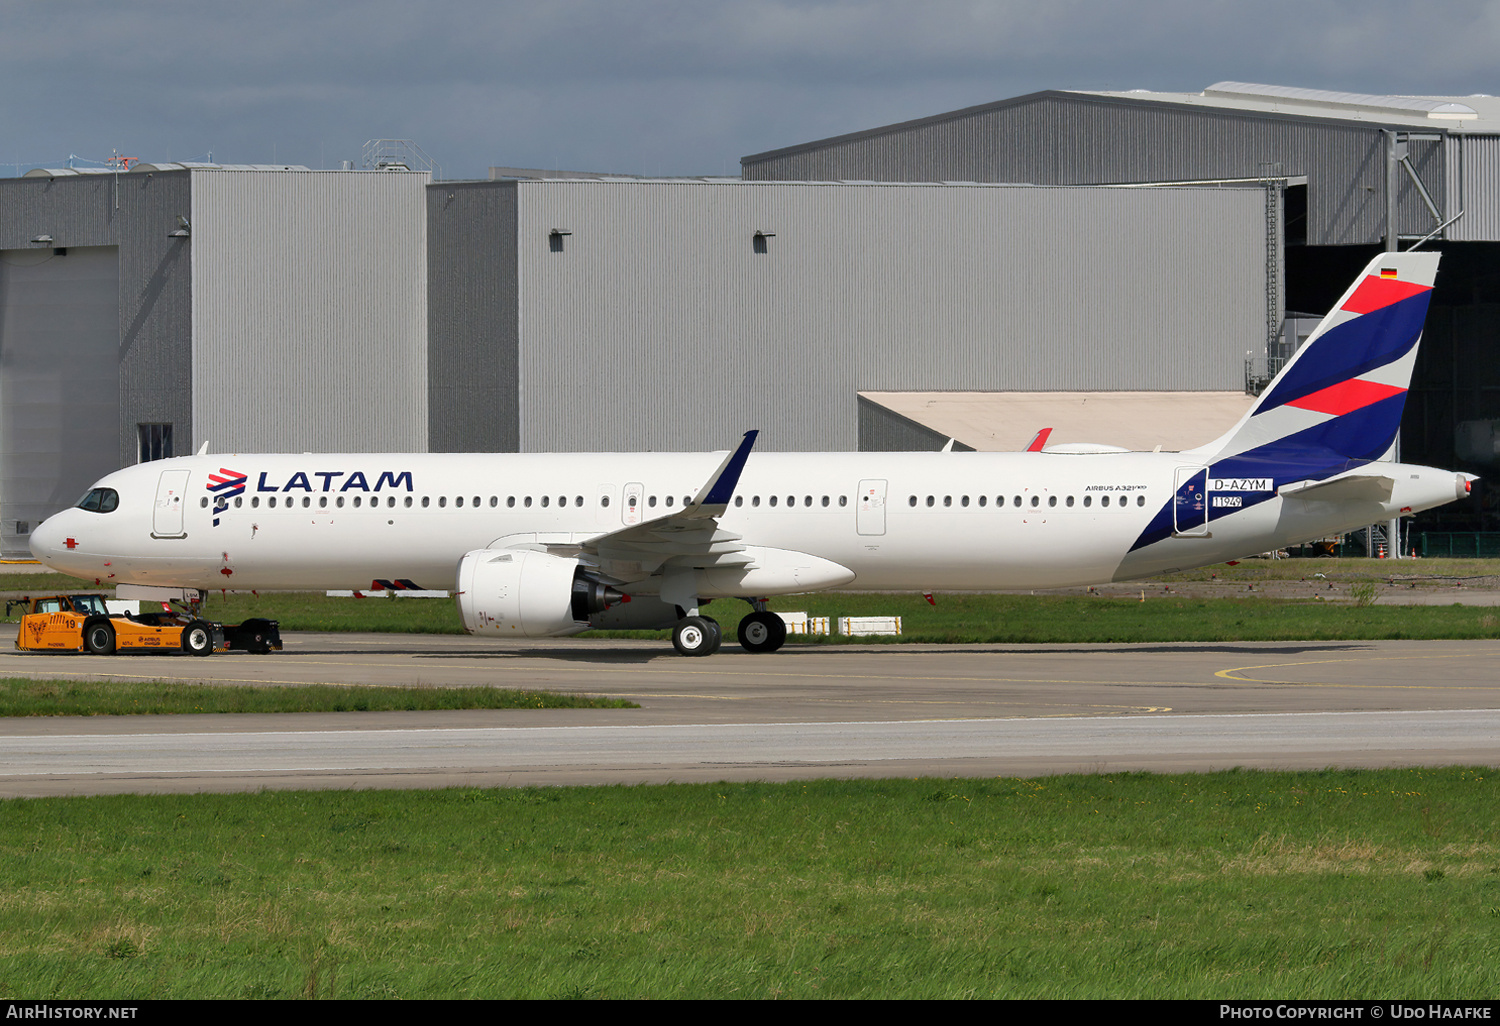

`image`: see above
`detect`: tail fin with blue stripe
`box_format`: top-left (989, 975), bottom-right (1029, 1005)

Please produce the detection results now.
top-left (1199, 251), bottom-right (1439, 470)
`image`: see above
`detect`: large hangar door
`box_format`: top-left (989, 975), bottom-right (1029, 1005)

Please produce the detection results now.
top-left (0, 246), bottom-right (120, 556)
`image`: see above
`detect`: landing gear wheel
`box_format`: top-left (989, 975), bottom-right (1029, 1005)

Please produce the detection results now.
top-left (84, 621), bottom-right (116, 655)
top-left (182, 621), bottom-right (214, 657)
top-left (738, 611), bottom-right (787, 653)
top-left (672, 615), bottom-right (722, 657)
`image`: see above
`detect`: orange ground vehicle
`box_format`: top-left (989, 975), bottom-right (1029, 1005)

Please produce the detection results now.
top-left (10, 594), bottom-right (244, 655)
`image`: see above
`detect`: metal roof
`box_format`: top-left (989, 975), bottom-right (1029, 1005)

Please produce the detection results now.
top-left (1079, 81), bottom-right (1500, 132)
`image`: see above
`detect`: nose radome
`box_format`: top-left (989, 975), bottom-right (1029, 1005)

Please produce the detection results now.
top-left (28, 514), bottom-right (64, 564)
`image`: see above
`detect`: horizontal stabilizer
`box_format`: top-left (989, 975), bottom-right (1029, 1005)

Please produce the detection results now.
top-left (1279, 474), bottom-right (1394, 503)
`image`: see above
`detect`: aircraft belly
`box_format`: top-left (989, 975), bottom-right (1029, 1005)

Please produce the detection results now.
top-left (744, 512), bottom-right (1135, 591)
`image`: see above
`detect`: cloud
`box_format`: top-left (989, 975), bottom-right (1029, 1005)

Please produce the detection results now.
top-left (2, 1), bottom-right (1497, 178)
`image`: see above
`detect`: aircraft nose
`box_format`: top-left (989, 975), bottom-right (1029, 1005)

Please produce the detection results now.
top-left (28, 514), bottom-right (68, 566)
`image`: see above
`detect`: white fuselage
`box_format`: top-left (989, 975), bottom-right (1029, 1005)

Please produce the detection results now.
top-left (30, 450), bottom-right (1467, 596)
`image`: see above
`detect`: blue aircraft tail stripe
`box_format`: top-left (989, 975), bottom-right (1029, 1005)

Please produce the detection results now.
top-left (1255, 291), bottom-right (1430, 413)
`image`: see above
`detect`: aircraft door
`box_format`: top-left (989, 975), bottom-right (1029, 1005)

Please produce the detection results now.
top-left (622, 482), bottom-right (644, 526)
top-left (153, 469), bottom-right (190, 538)
top-left (857, 479), bottom-right (887, 536)
top-left (1172, 466), bottom-right (1209, 537)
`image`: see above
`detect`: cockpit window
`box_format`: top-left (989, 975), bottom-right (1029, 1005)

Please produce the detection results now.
top-left (75, 488), bottom-right (119, 513)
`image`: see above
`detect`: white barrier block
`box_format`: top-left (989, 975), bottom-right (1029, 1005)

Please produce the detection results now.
top-left (779, 612), bottom-right (830, 635)
top-left (837, 615), bottom-right (902, 636)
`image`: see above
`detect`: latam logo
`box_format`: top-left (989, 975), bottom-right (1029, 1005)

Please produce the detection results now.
top-left (1210, 478), bottom-right (1274, 492)
top-left (206, 468), bottom-right (247, 527)
top-left (253, 470), bottom-right (415, 493)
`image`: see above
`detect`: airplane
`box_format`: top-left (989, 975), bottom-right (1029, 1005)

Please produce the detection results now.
top-left (28, 251), bottom-right (1474, 656)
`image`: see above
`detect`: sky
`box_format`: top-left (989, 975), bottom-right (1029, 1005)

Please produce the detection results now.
top-left (3, 0), bottom-right (1500, 180)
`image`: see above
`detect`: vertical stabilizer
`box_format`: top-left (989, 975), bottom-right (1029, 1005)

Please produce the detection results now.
top-left (1199, 251), bottom-right (1439, 468)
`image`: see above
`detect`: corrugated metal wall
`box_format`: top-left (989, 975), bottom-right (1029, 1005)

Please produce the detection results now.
top-left (427, 181), bottom-right (519, 451)
top-left (514, 179), bottom-right (1265, 452)
top-left (1445, 135), bottom-right (1500, 241)
top-left (742, 93), bottom-right (1464, 246)
top-left (0, 246), bottom-right (118, 554)
top-left (191, 169), bottom-right (429, 453)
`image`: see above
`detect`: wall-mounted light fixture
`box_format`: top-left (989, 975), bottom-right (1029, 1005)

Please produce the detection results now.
top-left (549, 228), bottom-right (572, 252)
top-left (167, 215), bottom-right (190, 239)
top-left (30, 234), bottom-right (52, 245)
top-left (753, 229), bottom-right (775, 254)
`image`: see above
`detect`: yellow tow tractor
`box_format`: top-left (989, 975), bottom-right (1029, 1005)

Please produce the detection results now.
top-left (8, 593), bottom-right (279, 656)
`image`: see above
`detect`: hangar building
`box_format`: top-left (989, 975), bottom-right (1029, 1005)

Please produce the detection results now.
top-left (742, 82), bottom-right (1500, 535)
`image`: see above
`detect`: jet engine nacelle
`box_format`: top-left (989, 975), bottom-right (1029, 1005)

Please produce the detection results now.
top-left (456, 549), bottom-right (623, 638)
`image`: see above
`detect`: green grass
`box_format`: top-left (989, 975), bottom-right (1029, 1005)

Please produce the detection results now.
top-left (7, 559), bottom-right (1500, 644)
top-left (1, 768), bottom-right (1496, 998)
top-left (747, 592), bottom-right (1500, 644)
top-left (0, 678), bottom-right (634, 716)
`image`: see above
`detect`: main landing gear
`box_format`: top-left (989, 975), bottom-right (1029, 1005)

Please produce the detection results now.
top-left (672, 615), bottom-right (721, 656)
top-left (737, 610), bottom-right (787, 653)
top-left (669, 602), bottom-right (788, 657)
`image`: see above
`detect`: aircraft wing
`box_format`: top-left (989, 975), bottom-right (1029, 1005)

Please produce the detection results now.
top-left (1279, 474), bottom-right (1395, 503)
top-left (579, 430), bottom-right (759, 583)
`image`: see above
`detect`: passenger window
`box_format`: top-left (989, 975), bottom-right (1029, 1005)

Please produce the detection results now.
top-left (665, 496), bottom-right (674, 507)
top-left (839, 496), bottom-right (847, 507)
top-left (404, 497), bottom-right (412, 508)
top-left (821, 496), bottom-right (829, 507)
top-left (1102, 495), bottom-right (1111, 507)
top-left (926, 496), bottom-right (934, 507)
top-left (909, 496), bottom-right (917, 507)
top-left (978, 495), bottom-right (987, 507)
top-left (1084, 495), bottom-right (1092, 507)
top-left (1030, 496), bottom-right (1039, 507)
top-left (1066, 496), bottom-right (1074, 507)
top-left (456, 496), bottom-right (464, 508)
top-left (234, 497), bottom-right (243, 508)
top-left (1138, 495), bottom-right (1146, 506)
top-left (304, 497), bottom-right (312, 508)
top-left (752, 496), bottom-right (761, 507)
top-left (734, 496), bottom-right (743, 507)
top-left (1048, 496), bottom-right (1057, 507)
top-left (648, 496), bottom-right (656, 507)
top-left (507, 496), bottom-right (515, 508)
top-left (200, 497), bottom-right (208, 508)
top-left (319, 496), bottom-right (328, 508)
top-left (1013, 496), bottom-right (1022, 507)
top-left (943, 496), bottom-right (952, 507)
top-left (804, 496), bottom-right (812, 507)
top-left (422, 496), bottom-right (431, 508)
top-left (540, 496), bottom-right (548, 507)
top-left (524, 496), bottom-right (532, 507)
top-left (601, 496), bottom-right (609, 508)
top-left (769, 496), bottom-right (778, 507)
